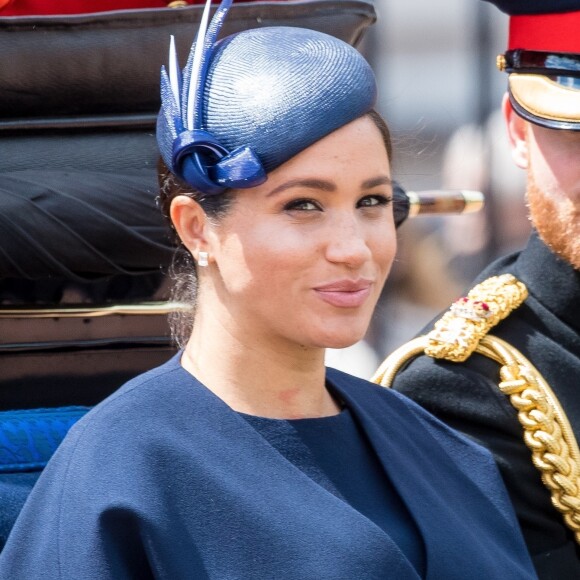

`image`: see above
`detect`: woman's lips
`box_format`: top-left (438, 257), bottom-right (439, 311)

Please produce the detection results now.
top-left (313, 279), bottom-right (373, 308)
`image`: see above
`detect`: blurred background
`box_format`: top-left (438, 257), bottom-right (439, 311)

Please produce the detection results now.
top-left (326, 0), bottom-right (531, 376)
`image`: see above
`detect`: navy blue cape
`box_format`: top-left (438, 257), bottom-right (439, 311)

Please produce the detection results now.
top-left (0, 356), bottom-right (536, 579)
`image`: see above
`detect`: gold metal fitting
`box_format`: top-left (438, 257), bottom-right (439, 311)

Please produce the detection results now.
top-left (461, 190), bottom-right (485, 214)
top-left (406, 190), bottom-right (420, 218)
top-left (407, 190), bottom-right (484, 218)
top-left (167, 0), bottom-right (188, 7)
top-left (496, 54), bottom-right (507, 72)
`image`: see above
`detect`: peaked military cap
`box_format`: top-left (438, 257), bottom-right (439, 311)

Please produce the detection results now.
top-left (485, 0), bottom-right (580, 131)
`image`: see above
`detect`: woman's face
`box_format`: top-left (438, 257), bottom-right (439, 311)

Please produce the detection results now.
top-left (203, 115), bottom-right (395, 351)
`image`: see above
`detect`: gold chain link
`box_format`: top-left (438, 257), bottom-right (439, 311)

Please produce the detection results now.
top-left (480, 335), bottom-right (580, 542)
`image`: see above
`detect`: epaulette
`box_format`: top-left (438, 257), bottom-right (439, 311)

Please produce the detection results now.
top-left (424, 273), bottom-right (528, 362)
top-left (373, 273), bottom-right (528, 386)
top-left (373, 273), bottom-right (580, 545)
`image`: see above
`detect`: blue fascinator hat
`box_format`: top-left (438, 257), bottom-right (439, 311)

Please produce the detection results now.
top-left (157, 0), bottom-right (377, 196)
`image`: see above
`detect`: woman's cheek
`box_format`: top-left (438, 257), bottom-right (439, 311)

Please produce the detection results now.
top-left (257, 224), bottom-right (317, 263)
top-left (370, 225), bottom-right (396, 275)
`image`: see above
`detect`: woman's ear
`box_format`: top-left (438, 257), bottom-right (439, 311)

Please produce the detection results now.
top-left (502, 93), bottom-right (529, 170)
top-left (170, 195), bottom-right (209, 260)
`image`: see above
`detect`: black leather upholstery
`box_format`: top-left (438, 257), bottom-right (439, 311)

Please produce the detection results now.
top-left (1, 1), bottom-right (375, 123)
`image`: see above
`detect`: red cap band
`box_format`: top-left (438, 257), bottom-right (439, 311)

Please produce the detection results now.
top-left (509, 11), bottom-right (580, 53)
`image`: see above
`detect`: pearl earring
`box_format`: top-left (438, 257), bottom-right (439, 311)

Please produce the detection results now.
top-left (198, 251), bottom-right (209, 267)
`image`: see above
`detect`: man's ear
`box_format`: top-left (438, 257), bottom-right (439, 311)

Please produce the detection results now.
top-left (170, 195), bottom-right (209, 260)
top-left (502, 93), bottom-right (529, 170)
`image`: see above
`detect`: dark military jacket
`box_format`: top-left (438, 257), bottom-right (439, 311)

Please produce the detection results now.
top-left (393, 231), bottom-right (580, 580)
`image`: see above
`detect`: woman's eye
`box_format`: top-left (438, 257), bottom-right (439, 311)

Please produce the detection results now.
top-left (358, 194), bottom-right (392, 208)
top-left (283, 199), bottom-right (321, 211)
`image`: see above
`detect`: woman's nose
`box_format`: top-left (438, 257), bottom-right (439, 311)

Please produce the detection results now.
top-left (324, 214), bottom-right (372, 268)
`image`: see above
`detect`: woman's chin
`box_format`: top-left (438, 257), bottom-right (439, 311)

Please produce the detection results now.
top-left (315, 330), bottom-right (367, 350)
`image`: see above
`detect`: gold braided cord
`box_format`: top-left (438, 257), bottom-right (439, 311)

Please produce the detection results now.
top-left (477, 335), bottom-right (580, 542)
top-left (372, 335), bottom-right (580, 545)
top-left (372, 337), bottom-right (429, 386)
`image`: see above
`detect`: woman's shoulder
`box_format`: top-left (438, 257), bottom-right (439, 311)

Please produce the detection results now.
top-left (79, 354), bottom-right (185, 421)
top-left (56, 354), bottom-right (190, 458)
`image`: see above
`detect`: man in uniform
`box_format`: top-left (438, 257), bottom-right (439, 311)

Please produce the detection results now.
top-left (376, 1), bottom-right (580, 578)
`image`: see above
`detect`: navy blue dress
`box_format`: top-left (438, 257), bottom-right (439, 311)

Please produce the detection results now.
top-left (242, 409), bottom-right (426, 575)
top-left (0, 355), bottom-right (537, 579)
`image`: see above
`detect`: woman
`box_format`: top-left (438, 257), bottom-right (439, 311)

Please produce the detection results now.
top-left (0, 1), bottom-right (536, 578)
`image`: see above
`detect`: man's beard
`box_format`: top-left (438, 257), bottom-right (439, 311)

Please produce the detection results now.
top-left (527, 173), bottom-right (580, 270)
